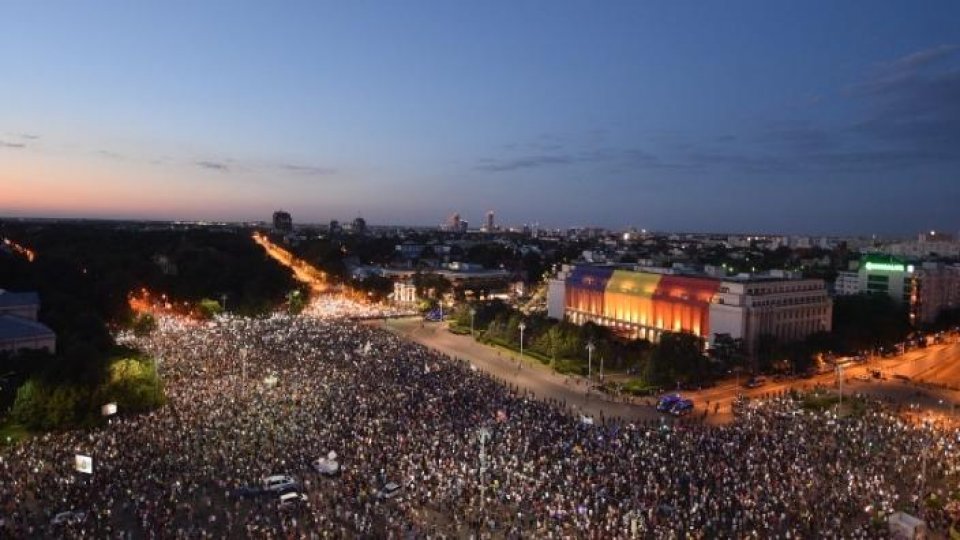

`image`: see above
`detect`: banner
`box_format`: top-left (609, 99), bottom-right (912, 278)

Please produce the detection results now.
top-left (101, 403), bottom-right (117, 416)
top-left (74, 454), bottom-right (93, 474)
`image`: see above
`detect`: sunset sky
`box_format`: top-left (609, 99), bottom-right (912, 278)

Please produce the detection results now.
top-left (2, 1), bottom-right (959, 234)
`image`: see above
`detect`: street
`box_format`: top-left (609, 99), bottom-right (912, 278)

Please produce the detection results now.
top-left (382, 317), bottom-right (960, 426)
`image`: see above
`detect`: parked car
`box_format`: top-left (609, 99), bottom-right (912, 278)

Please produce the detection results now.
top-left (670, 399), bottom-right (695, 416)
top-left (656, 394), bottom-right (683, 412)
top-left (744, 376), bottom-right (766, 389)
top-left (51, 511), bottom-right (86, 526)
top-left (261, 475), bottom-right (297, 492)
top-left (377, 482), bottom-right (403, 500)
top-left (278, 490), bottom-right (308, 509)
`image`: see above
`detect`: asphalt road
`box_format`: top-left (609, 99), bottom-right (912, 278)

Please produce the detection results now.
top-left (379, 317), bottom-right (960, 426)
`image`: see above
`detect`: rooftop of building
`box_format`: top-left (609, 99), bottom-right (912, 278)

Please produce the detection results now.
top-left (0, 314), bottom-right (55, 341)
top-left (0, 290), bottom-right (40, 308)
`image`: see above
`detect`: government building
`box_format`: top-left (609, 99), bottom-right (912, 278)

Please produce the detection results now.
top-left (547, 265), bottom-right (832, 356)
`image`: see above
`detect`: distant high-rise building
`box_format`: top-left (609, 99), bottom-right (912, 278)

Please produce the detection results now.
top-left (329, 220), bottom-right (342, 235)
top-left (352, 216), bottom-right (367, 235)
top-left (272, 210), bottom-right (293, 232)
top-left (486, 211), bottom-right (495, 232)
top-left (443, 213), bottom-right (467, 233)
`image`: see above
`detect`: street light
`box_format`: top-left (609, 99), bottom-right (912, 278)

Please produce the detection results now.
top-left (470, 308), bottom-right (477, 337)
top-left (518, 322), bottom-right (526, 369)
top-left (586, 340), bottom-right (595, 385)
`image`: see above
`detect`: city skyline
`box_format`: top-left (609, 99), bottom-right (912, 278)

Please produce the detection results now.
top-left (2, 1), bottom-right (959, 234)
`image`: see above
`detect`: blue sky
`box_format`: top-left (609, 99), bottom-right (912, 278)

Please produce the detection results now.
top-left (1, 1), bottom-right (959, 235)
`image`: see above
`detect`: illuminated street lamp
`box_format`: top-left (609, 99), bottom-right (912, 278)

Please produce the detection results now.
top-left (518, 322), bottom-right (526, 369)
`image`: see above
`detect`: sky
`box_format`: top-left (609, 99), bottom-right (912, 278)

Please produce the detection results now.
top-left (1, 1), bottom-right (959, 235)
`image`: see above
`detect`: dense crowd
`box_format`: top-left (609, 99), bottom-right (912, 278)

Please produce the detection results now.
top-left (304, 296), bottom-right (416, 320)
top-left (1, 307), bottom-right (959, 538)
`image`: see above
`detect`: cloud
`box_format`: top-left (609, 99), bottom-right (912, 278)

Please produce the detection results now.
top-left (195, 160), bottom-right (229, 171)
top-left (476, 154), bottom-right (574, 172)
top-left (851, 45), bottom-right (960, 156)
top-left (279, 163), bottom-right (337, 176)
top-left (884, 44), bottom-right (960, 75)
top-left (476, 142), bottom-right (666, 173)
top-left (96, 149), bottom-right (127, 161)
top-left (19, 133), bottom-right (39, 140)
top-left (0, 140), bottom-right (26, 149)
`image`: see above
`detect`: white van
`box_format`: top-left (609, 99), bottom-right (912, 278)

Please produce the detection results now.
top-left (262, 475), bottom-right (297, 492)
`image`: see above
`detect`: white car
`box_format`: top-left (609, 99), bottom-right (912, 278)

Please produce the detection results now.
top-left (262, 475), bottom-right (297, 492)
top-left (278, 491), bottom-right (308, 509)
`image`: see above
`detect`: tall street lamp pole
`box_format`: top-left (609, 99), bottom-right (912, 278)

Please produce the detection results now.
top-left (470, 308), bottom-right (476, 337)
top-left (518, 322), bottom-right (526, 370)
top-left (586, 341), bottom-right (595, 385)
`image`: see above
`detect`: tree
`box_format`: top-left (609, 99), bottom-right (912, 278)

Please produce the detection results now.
top-left (132, 313), bottom-right (157, 337)
top-left (833, 293), bottom-right (911, 352)
top-left (287, 290), bottom-right (307, 315)
top-left (412, 272), bottom-right (452, 300)
top-left (646, 332), bottom-right (710, 386)
top-left (755, 334), bottom-right (782, 373)
top-left (197, 298), bottom-right (223, 319)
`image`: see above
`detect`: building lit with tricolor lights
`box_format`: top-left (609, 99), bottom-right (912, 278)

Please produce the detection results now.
top-left (548, 265), bottom-right (832, 356)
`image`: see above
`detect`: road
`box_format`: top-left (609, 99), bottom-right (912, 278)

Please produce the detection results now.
top-left (381, 317), bottom-right (960, 426)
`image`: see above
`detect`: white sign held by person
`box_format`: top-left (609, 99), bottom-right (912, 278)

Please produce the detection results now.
top-left (74, 454), bottom-right (93, 474)
top-left (101, 403), bottom-right (117, 416)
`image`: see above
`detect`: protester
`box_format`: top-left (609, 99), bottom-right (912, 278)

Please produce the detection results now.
top-left (0, 298), bottom-right (957, 538)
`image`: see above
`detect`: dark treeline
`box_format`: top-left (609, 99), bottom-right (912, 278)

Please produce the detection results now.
top-left (0, 222), bottom-right (298, 429)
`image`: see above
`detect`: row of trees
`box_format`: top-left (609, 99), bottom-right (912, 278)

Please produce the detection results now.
top-left (449, 301), bottom-right (710, 388)
top-left (447, 290), bottom-right (914, 389)
top-left (9, 355), bottom-right (164, 430)
top-left (0, 222), bottom-right (299, 431)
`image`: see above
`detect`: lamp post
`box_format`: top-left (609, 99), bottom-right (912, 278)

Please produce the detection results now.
top-left (470, 308), bottom-right (476, 337)
top-left (586, 341), bottom-right (595, 385)
top-left (518, 322), bottom-right (526, 369)
top-left (220, 293), bottom-right (228, 312)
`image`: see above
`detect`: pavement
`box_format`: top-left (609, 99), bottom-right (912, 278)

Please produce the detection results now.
top-left (378, 317), bottom-right (960, 426)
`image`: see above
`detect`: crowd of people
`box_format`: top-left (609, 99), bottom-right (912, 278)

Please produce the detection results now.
top-left (303, 296), bottom-right (415, 320)
top-left (1, 303), bottom-right (959, 538)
